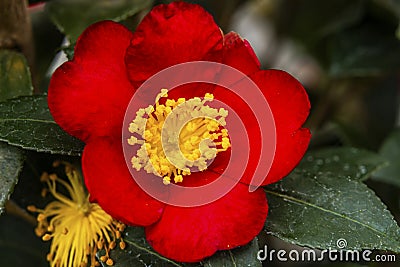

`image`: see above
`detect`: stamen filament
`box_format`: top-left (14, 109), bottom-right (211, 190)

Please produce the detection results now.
top-left (28, 162), bottom-right (126, 267)
top-left (128, 90), bottom-right (231, 184)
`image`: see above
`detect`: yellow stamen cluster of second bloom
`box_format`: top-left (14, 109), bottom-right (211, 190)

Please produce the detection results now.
top-left (28, 162), bottom-right (125, 267)
top-left (128, 89), bottom-right (231, 185)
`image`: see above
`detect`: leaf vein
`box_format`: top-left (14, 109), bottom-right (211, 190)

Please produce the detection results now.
top-left (124, 239), bottom-right (182, 267)
top-left (264, 188), bottom-right (399, 246)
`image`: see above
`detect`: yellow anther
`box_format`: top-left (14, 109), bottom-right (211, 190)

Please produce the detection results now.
top-left (106, 258), bottom-right (114, 266)
top-left (100, 256), bottom-right (108, 262)
top-left (127, 136), bottom-right (138, 145)
top-left (174, 175), bottom-right (183, 183)
top-left (62, 228), bottom-right (68, 235)
top-left (128, 89), bottom-right (231, 186)
top-left (27, 205), bottom-right (37, 212)
top-left (42, 234), bottom-right (52, 241)
top-left (35, 227), bottom-right (46, 237)
top-left (118, 225), bottom-right (126, 232)
top-left (52, 161), bottom-right (61, 168)
top-left (119, 241), bottom-right (126, 250)
top-left (40, 172), bottom-right (49, 182)
top-left (186, 121), bottom-right (196, 131)
top-left (37, 213), bottom-right (46, 221)
top-left (160, 88), bottom-right (168, 97)
top-left (165, 99), bottom-right (175, 107)
top-left (41, 188), bottom-right (48, 198)
top-left (144, 130), bottom-right (153, 140)
top-left (65, 164), bottom-right (72, 175)
top-left (116, 231), bottom-right (121, 239)
top-left (163, 177), bottom-right (171, 185)
top-left (47, 253), bottom-right (53, 262)
top-left (222, 137), bottom-right (231, 149)
top-left (109, 241), bottom-right (116, 250)
top-left (204, 93), bottom-right (214, 100)
top-left (97, 240), bottom-right (104, 250)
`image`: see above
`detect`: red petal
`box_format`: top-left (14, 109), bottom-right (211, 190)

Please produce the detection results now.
top-left (210, 83), bottom-right (262, 185)
top-left (125, 2), bottom-right (223, 88)
top-left (251, 70), bottom-right (310, 132)
top-left (266, 128), bottom-right (310, 184)
top-left (145, 183), bottom-right (268, 262)
top-left (48, 21), bottom-right (134, 142)
top-left (211, 70), bottom-right (310, 185)
top-left (250, 70), bottom-right (311, 185)
top-left (223, 32), bottom-right (260, 76)
top-left (82, 138), bottom-right (164, 226)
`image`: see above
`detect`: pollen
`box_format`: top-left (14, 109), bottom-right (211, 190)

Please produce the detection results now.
top-left (128, 89), bottom-right (231, 184)
top-left (28, 161), bottom-right (126, 267)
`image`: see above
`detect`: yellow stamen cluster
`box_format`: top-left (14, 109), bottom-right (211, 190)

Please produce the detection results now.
top-left (128, 89), bottom-right (231, 185)
top-left (27, 161), bottom-right (126, 267)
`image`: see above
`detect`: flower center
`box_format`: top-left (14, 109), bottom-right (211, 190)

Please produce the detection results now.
top-left (128, 89), bottom-right (231, 185)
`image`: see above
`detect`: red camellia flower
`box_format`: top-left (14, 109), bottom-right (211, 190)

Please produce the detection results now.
top-left (48, 1), bottom-right (310, 263)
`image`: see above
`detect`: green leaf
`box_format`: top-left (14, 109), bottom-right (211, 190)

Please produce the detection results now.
top-left (0, 143), bottom-right (24, 214)
top-left (275, 0), bottom-right (364, 48)
top-left (202, 238), bottom-right (261, 267)
top-left (0, 95), bottom-right (84, 156)
top-left (100, 228), bottom-right (261, 267)
top-left (99, 226), bottom-right (182, 267)
top-left (0, 49), bottom-right (32, 214)
top-left (46, 0), bottom-right (153, 42)
top-left (373, 129), bottom-right (400, 187)
top-left (0, 50), bottom-right (33, 100)
top-left (0, 214), bottom-right (48, 267)
top-left (102, 227), bottom-right (261, 266)
top-left (329, 22), bottom-right (400, 77)
top-left (265, 147), bottom-right (400, 252)
top-left (301, 147), bottom-right (387, 181)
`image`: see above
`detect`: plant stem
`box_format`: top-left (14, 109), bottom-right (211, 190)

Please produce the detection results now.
top-left (0, 0), bottom-right (34, 67)
top-left (5, 200), bottom-right (37, 226)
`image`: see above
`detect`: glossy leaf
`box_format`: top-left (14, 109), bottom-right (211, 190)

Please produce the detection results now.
top-left (329, 22), bottom-right (400, 77)
top-left (265, 147), bottom-right (400, 252)
top-left (202, 238), bottom-right (262, 267)
top-left (276, 0), bottom-right (364, 48)
top-left (373, 129), bottom-right (400, 187)
top-left (301, 147), bottom-right (387, 181)
top-left (0, 143), bottom-right (24, 214)
top-left (46, 0), bottom-right (153, 42)
top-left (0, 95), bottom-right (84, 156)
top-left (0, 50), bottom-right (33, 100)
top-left (0, 49), bottom-right (31, 214)
top-left (100, 226), bottom-right (260, 267)
top-left (98, 226), bottom-right (181, 267)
